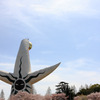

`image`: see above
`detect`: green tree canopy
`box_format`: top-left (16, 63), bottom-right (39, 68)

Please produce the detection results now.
top-left (77, 84), bottom-right (100, 95)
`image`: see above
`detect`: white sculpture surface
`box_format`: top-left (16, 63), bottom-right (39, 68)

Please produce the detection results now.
top-left (0, 39), bottom-right (60, 95)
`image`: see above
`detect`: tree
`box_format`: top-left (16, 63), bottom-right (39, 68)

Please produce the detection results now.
top-left (77, 84), bottom-right (100, 96)
top-left (55, 81), bottom-right (75, 100)
top-left (89, 84), bottom-right (100, 93)
top-left (0, 89), bottom-right (5, 100)
top-left (45, 87), bottom-right (52, 95)
top-left (32, 85), bottom-right (37, 94)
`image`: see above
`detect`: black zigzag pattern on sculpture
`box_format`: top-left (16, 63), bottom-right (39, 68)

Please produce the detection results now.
top-left (19, 57), bottom-right (23, 78)
top-left (25, 72), bottom-right (45, 83)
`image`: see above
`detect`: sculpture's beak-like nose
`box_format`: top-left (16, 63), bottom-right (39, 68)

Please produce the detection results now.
top-left (29, 42), bottom-right (32, 50)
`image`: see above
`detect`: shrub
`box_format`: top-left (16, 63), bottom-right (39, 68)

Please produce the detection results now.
top-left (9, 91), bottom-right (44, 100)
top-left (87, 92), bottom-right (100, 100)
top-left (44, 95), bottom-right (52, 100)
top-left (74, 92), bottom-right (100, 100)
top-left (8, 91), bottom-right (67, 100)
top-left (0, 98), bottom-right (4, 100)
top-left (52, 93), bottom-right (67, 100)
top-left (74, 95), bottom-right (88, 100)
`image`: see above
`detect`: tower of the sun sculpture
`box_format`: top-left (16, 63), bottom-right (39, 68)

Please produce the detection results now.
top-left (0, 39), bottom-right (60, 95)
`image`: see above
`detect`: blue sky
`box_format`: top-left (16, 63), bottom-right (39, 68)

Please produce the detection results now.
top-left (0, 0), bottom-right (100, 99)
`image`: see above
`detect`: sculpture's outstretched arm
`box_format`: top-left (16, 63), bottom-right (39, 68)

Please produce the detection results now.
top-left (24, 62), bottom-right (61, 84)
top-left (0, 71), bottom-right (14, 85)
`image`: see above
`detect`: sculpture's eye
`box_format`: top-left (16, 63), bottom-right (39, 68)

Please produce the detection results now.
top-left (15, 79), bottom-right (25, 90)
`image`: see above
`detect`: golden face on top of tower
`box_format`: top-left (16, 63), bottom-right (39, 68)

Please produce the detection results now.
top-left (29, 42), bottom-right (32, 50)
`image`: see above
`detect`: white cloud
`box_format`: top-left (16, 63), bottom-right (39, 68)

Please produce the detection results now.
top-left (30, 0), bottom-right (96, 16)
top-left (1, 0), bottom-right (99, 18)
top-left (0, 55), bottom-right (15, 61)
top-left (57, 58), bottom-right (100, 88)
top-left (64, 58), bottom-right (100, 70)
top-left (0, 63), bottom-right (14, 73)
